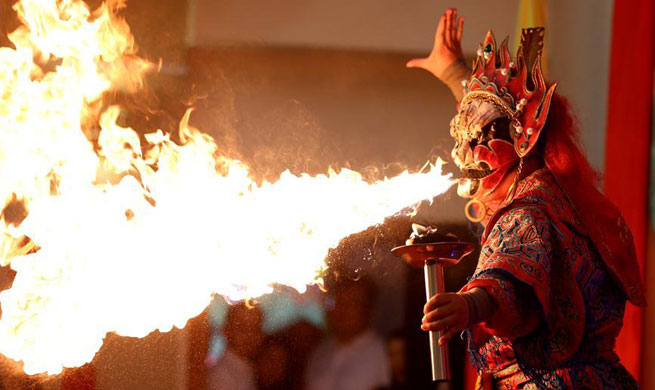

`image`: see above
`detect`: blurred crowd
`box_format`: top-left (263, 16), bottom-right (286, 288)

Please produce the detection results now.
top-left (207, 277), bottom-right (408, 390)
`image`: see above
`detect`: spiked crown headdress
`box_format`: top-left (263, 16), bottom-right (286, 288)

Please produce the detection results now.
top-left (461, 28), bottom-right (558, 157)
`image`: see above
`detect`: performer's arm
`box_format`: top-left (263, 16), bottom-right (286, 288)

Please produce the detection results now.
top-left (439, 58), bottom-right (471, 101)
top-left (466, 205), bottom-right (559, 341)
top-left (421, 279), bottom-right (541, 344)
top-left (464, 274), bottom-right (542, 339)
top-left (407, 8), bottom-right (471, 101)
top-left (422, 206), bottom-right (554, 343)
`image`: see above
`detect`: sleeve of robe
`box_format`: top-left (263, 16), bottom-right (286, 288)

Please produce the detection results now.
top-left (461, 204), bottom-right (586, 367)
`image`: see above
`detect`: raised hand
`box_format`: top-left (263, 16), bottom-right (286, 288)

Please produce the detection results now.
top-left (407, 8), bottom-right (464, 80)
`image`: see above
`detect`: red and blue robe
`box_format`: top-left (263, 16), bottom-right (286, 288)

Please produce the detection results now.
top-left (463, 168), bottom-right (640, 390)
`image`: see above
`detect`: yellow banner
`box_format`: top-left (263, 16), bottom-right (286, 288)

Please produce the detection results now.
top-left (515, 0), bottom-right (548, 77)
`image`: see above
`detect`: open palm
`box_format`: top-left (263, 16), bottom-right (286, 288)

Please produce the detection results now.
top-left (407, 8), bottom-right (464, 80)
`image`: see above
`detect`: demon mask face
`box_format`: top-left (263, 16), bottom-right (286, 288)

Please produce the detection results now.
top-left (451, 99), bottom-right (519, 198)
top-left (452, 28), bottom-right (558, 198)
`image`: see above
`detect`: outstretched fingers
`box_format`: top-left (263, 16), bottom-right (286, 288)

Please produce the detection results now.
top-left (450, 9), bottom-right (459, 46)
top-left (406, 57), bottom-right (426, 68)
top-left (457, 16), bottom-right (464, 42)
top-left (406, 8), bottom-right (465, 78)
top-left (444, 9), bottom-right (453, 47)
top-left (446, 9), bottom-right (463, 47)
top-left (435, 14), bottom-right (446, 47)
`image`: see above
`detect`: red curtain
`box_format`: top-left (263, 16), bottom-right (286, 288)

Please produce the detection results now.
top-left (604, 0), bottom-right (654, 384)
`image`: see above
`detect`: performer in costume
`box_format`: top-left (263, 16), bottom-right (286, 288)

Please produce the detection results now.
top-left (407, 9), bottom-right (646, 390)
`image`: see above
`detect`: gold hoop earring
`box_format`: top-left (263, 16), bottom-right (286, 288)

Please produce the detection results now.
top-left (464, 199), bottom-right (487, 223)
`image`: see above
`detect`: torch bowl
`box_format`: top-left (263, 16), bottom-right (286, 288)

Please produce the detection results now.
top-left (391, 241), bottom-right (475, 268)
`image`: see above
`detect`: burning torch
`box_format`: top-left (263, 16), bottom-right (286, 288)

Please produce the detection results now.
top-left (391, 224), bottom-right (474, 383)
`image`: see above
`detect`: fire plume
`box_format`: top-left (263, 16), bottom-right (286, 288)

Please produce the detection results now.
top-left (0, 0), bottom-right (453, 375)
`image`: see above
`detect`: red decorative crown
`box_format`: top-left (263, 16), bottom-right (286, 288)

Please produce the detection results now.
top-left (461, 28), bottom-right (558, 157)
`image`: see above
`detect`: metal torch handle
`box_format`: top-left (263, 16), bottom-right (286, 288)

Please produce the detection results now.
top-left (424, 260), bottom-right (450, 382)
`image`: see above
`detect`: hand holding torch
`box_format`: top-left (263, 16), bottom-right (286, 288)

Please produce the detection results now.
top-left (391, 225), bottom-right (474, 383)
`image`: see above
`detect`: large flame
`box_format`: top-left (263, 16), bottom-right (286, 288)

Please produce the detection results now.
top-left (0, 0), bottom-right (453, 375)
